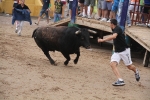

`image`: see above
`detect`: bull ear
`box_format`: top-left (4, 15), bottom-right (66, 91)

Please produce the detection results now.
top-left (88, 29), bottom-right (97, 34)
top-left (75, 30), bottom-right (81, 34)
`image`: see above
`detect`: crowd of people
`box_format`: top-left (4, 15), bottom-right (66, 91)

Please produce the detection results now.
top-left (12, 0), bottom-right (150, 27)
top-left (53, 0), bottom-right (150, 27)
top-left (77, 0), bottom-right (149, 26)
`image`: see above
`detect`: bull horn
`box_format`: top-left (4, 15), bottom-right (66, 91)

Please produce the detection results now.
top-left (88, 29), bottom-right (97, 34)
top-left (75, 30), bottom-right (81, 34)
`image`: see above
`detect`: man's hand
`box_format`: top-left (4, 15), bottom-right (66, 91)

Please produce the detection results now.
top-left (97, 38), bottom-right (104, 43)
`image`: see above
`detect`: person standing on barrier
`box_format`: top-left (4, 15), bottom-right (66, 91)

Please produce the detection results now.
top-left (54, 0), bottom-right (63, 22)
top-left (35, 0), bottom-right (50, 25)
top-left (97, 19), bottom-right (140, 86)
top-left (107, 0), bottom-right (119, 22)
top-left (117, 0), bottom-right (131, 27)
top-left (143, 0), bottom-right (150, 23)
top-left (82, 0), bottom-right (96, 18)
top-left (78, 0), bottom-right (85, 17)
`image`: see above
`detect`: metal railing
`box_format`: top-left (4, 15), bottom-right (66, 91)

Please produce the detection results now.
top-left (129, 1), bottom-right (150, 26)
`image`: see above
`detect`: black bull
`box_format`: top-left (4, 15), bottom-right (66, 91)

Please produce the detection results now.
top-left (32, 26), bottom-right (96, 65)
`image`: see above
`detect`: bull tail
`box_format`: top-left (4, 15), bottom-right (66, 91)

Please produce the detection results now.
top-left (32, 28), bottom-right (38, 38)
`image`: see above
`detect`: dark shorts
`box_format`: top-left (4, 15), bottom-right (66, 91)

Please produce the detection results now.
top-left (84, 0), bottom-right (95, 7)
top-left (79, 0), bottom-right (85, 4)
top-left (39, 8), bottom-right (49, 18)
top-left (143, 4), bottom-right (150, 14)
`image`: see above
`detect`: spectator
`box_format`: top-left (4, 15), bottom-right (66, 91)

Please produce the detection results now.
top-left (13, 0), bottom-right (31, 36)
top-left (143, 0), bottom-right (150, 23)
top-left (54, 0), bottom-right (63, 22)
top-left (69, 0), bottom-right (73, 17)
top-left (128, 0), bottom-right (140, 25)
top-left (140, 0), bottom-right (144, 12)
top-left (43, 3), bottom-right (52, 20)
top-left (107, 0), bottom-right (119, 22)
top-left (35, 0), bottom-right (50, 25)
top-left (66, 0), bottom-right (69, 16)
top-left (129, 0), bottom-right (140, 12)
top-left (48, 4), bottom-right (52, 20)
top-left (100, 0), bottom-right (112, 22)
top-left (13, 0), bottom-right (18, 9)
top-left (96, 0), bottom-right (103, 20)
top-left (82, 0), bottom-right (96, 18)
top-left (78, 0), bottom-right (85, 17)
top-left (68, 0), bottom-right (78, 18)
top-left (117, 0), bottom-right (131, 27)
top-left (61, 0), bottom-right (67, 18)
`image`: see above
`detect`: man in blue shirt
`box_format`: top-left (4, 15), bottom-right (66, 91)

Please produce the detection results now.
top-left (35, 0), bottom-right (50, 25)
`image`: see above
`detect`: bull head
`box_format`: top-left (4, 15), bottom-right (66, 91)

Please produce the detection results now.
top-left (88, 29), bottom-right (97, 34)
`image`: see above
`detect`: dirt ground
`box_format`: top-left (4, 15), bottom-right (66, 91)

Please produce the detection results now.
top-left (0, 15), bottom-right (150, 100)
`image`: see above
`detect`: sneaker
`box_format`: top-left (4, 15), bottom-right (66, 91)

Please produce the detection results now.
top-left (147, 24), bottom-right (150, 28)
top-left (100, 18), bottom-right (107, 22)
top-left (78, 13), bottom-right (83, 17)
top-left (88, 15), bottom-right (92, 19)
top-left (107, 19), bottom-right (111, 23)
top-left (136, 23), bottom-right (146, 27)
top-left (128, 24), bottom-right (131, 27)
top-left (17, 32), bottom-right (21, 36)
top-left (35, 22), bottom-right (39, 25)
top-left (112, 80), bottom-right (125, 86)
top-left (135, 69), bottom-right (140, 81)
top-left (95, 17), bottom-right (101, 20)
top-left (82, 15), bottom-right (88, 18)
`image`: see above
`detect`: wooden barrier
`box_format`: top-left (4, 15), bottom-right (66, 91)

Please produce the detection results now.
top-left (125, 26), bottom-right (150, 67)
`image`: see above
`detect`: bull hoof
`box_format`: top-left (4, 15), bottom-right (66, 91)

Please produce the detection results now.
top-left (50, 60), bottom-right (56, 65)
top-left (64, 61), bottom-right (68, 65)
top-left (52, 63), bottom-right (57, 66)
top-left (74, 59), bottom-right (78, 64)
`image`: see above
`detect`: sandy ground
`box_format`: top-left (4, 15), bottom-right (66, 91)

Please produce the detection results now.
top-left (0, 15), bottom-right (150, 100)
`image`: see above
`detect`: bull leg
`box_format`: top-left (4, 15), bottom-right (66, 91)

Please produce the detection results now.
top-left (74, 50), bottom-right (80, 64)
top-left (62, 53), bottom-right (70, 65)
top-left (43, 50), bottom-right (55, 65)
